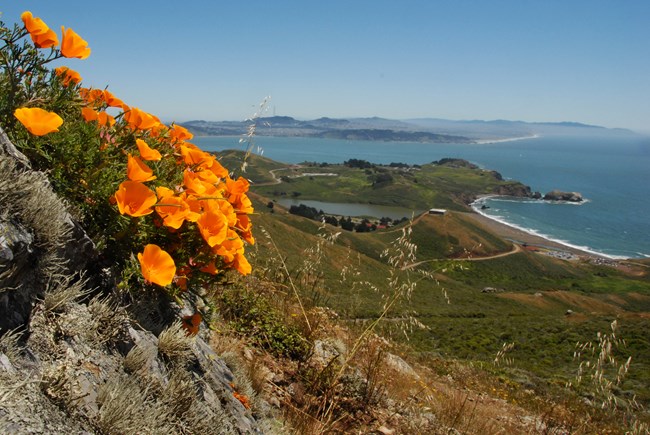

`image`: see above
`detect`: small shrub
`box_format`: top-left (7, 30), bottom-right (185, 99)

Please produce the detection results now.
top-left (217, 286), bottom-right (310, 359)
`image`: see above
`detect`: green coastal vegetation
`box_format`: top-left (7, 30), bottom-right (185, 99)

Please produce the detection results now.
top-left (234, 153), bottom-right (650, 405)
top-left (219, 150), bottom-right (533, 211)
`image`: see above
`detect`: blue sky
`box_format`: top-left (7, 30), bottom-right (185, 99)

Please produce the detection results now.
top-left (3, 1), bottom-right (649, 131)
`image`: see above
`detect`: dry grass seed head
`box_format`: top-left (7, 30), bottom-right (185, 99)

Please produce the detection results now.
top-left (0, 328), bottom-right (23, 363)
top-left (183, 399), bottom-right (237, 435)
top-left (123, 343), bottom-right (156, 374)
top-left (0, 156), bottom-right (70, 252)
top-left (158, 321), bottom-right (193, 364)
top-left (220, 350), bottom-right (256, 403)
top-left (87, 295), bottom-right (127, 345)
top-left (96, 374), bottom-right (173, 434)
top-left (160, 367), bottom-right (197, 419)
top-left (42, 272), bottom-right (91, 313)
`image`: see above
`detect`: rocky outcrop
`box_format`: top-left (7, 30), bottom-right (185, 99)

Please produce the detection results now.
top-left (492, 183), bottom-right (533, 198)
top-left (0, 127), bottom-right (263, 433)
top-left (0, 128), bottom-right (95, 332)
top-left (543, 190), bottom-right (583, 202)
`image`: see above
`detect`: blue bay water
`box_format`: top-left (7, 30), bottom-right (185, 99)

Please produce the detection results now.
top-left (195, 134), bottom-right (650, 259)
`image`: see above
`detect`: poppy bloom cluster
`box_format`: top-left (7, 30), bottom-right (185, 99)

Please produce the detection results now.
top-left (13, 12), bottom-right (91, 135)
top-left (109, 113), bottom-right (256, 286)
top-left (21, 11), bottom-right (90, 57)
top-left (10, 11), bottom-right (255, 292)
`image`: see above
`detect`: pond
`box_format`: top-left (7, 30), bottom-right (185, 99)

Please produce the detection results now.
top-left (275, 199), bottom-right (422, 220)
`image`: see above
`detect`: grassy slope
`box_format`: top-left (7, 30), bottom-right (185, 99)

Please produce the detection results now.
top-left (217, 149), bottom-right (287, 184)
top-left (228, 151), bottom-right (650, 406)
top-left (248, 193), bottom-right (650, 404)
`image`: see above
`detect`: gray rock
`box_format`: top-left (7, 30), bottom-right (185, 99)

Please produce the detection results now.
top-left (311, 338), bottom-right (346, 368)
top-left (385, 352), bottom-right (420, 380)
top-left (0, 127), bottom-right (30, 168)
top-left (543, 190), bottom-right (583, 202)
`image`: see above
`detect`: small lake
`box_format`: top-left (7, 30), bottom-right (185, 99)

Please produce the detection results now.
top-left (276, 199), bottom-right (422, 220)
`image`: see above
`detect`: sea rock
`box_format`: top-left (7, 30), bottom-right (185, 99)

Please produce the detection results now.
top-left (543, 190), bottom-right (583, 202)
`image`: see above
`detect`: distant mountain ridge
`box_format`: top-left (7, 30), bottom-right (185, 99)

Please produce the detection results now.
top-left (181, 116), bottom-right (636, 143)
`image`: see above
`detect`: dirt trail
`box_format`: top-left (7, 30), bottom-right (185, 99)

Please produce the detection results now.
top-left (402, 243), bottom-right (521, 270)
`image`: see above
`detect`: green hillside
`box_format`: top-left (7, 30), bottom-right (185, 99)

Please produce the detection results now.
top-left (222, 150), bottom-right (531, 210)
top-left (247, 188), bottom-right (650, 406)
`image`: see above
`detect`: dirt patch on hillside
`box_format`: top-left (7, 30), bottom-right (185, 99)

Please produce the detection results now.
top-left (549, 291), bottom-right (625, 314)
top-left (497, 292), bottom-right (559, 310)
top-left (498, 291), bottom-right (627, 315)
top-left (625, 292), bottom-right (650, 304)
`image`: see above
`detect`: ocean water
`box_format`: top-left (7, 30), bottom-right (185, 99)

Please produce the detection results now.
top-left (194, 133), bottom-right (650, 259)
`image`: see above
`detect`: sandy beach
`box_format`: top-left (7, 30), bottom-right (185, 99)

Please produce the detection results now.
top-left (473, 134), bottom-right (540, 144)
top-left (461, 211), bottom-right (608, 259)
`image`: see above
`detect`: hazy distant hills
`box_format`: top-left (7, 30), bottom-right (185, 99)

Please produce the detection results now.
top-left (182, 116), bottom-right (636, 143)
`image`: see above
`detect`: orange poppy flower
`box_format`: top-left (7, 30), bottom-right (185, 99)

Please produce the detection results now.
top-left (170, 124), bottom-right (194, 143)
top-left (21, 11), bottom-right (59, 48)
top-left (137, 244), bottom-right (176, 286)
top-left (180, 144), bottom-right (212, 167)
top-left (213, 230), bottom-right (244, 263)
top-left (155, 195), bottom-right (190, 229)
top-left (14, 107), bottom-right (63, 136)
top-left (232, 252), bottom-right (252, 276)
top-left (127, 154), bottom-right (156, 182)
top-left (81, 107), bottom-right (98, 122)
top-left (234, 192), bottom-right (254, 215)
top-left (60, 26), bottom-right (91, 59)
top-left (181, 313), bottom-right (202, 336)
top-left (156, 186), bottom-right (175, 199)
top-left (183, 169), bottom-right (219, 197)
top-left (226, 176), bottom-right (250, 196)
top-left (78, 87), bottom-right (103, 106)
top-left (124, 107), bottom-right (160, 131)
top-left (114, 180), bottom-right (157, 217)
top-left (54, 66), bottom-right (82, 86)
top-left (179, 193), bottom-right (202, 222)
top-left (33, 29), bottom-right (59, 49)
top-left (206, 196), bottom-right (237, 228)
top-left (235, 210), bottom-right (252, 231)
top-left (136, 139), bottom-right (162, 161)
top-left (200, 261), bottom-right (220, 275)
top-left (21, 11), bottom-right (48, 35)
top-left (97, 111), bottom-right (116, 127)
top-left (103, 90), bottom-right (124, 108)
top-left (241, 228), bottom-right (255, 246)
top-left (196, 209), bottom-right (228, 247)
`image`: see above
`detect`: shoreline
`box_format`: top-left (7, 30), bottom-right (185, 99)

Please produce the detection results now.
top-left (473, 134), bottom-right (540, 144)
top-left (462, 207), bottom-right (615, 260)
top-left (195, 133), bottom-right (541, 146)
